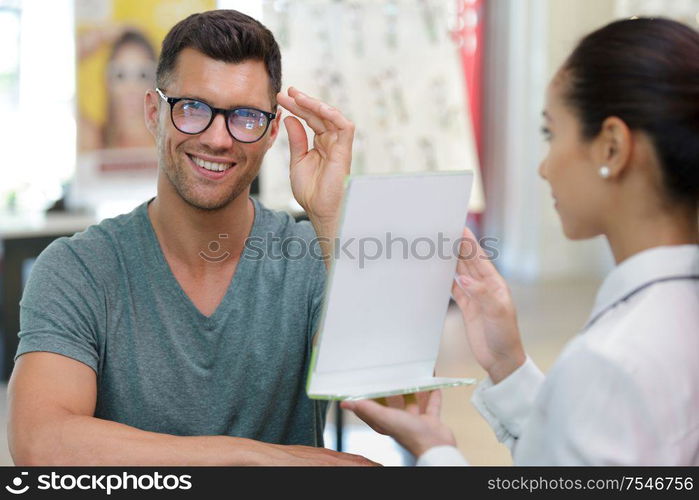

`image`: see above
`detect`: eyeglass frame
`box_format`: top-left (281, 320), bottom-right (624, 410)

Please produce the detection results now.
top-left (155, 87), bottom-right (277, 144)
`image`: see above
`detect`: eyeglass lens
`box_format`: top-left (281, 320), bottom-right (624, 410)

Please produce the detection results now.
top-left (171, 99), bottom-right (270, 142)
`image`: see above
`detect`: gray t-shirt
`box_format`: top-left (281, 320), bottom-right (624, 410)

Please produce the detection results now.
top-left (15, 196), bottom-right (328, 446)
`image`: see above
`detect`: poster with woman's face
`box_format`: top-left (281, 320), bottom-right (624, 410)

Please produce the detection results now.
top-left (76, 0), bottom-right (215, 158)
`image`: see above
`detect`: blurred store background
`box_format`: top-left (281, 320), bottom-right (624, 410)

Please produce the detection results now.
top-left (0, 0), bottom-right (697, 465)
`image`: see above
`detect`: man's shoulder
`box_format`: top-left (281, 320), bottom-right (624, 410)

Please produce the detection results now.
top-left (251, 198), bottom-right (326, 273)
top-left (36, 201), bottom-right (150, 277)
top-left (253, 197), bottom-right (318, 241)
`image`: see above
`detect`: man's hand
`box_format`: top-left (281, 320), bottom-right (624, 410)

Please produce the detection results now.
top-left (277, 87), bottom-right (354, 265)
top-left (268, 445), bottom-right (380, 466)
top-left (341, 391), bottom-right (456, 458)
top-left (277, 87), bottom-right (354, 221)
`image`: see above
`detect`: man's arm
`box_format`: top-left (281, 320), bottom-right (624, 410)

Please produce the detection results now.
top-left (8, 352), bottom-right (377, 466)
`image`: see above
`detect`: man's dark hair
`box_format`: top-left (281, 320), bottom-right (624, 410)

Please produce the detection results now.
top-left (156, 9), bottom-right (281, 106)
top-left (562, 17), bottom-right (699, 206)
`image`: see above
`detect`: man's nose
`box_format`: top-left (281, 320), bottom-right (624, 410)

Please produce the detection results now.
top-left (199, 113), bottom-right (234, 150)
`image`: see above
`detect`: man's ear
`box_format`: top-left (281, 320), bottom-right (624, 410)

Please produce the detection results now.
top-left (593, 116), bottom-right (632, 179)
top-left (144, 89), bottom-right (160, 138)
top-left (264, 107), bottom-right (282, 151)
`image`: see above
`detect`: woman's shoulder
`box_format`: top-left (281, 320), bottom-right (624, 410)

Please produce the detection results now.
top-left (571, 278), bottom-right (699, 385)
top-left (589, 278), bottom-right (698, 346)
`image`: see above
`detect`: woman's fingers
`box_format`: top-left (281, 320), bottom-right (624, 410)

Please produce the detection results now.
top-left (415, 392), bottom-right (431, 413)
top-left (341, 399), bottom-right (394, 436)
top-left (456, 229), bottom-right (482, 281)
top-left (461, 226), bottom-right (503, 282)
top-left (451, 277), bottom-right (469, 312)
top-left (403, 393), bottom-right (420, 415)
top-left (458, 227), bottom-right (486, 281)
top-left (385, 395), bottom-right (406, 409)
top-left (452, 276), bottom-right (484, 322)
top-left (425, 390), bottom-right (442, 418)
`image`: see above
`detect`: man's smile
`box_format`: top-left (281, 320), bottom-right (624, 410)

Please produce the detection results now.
top-left (186, 152), bottom-right (237, 179)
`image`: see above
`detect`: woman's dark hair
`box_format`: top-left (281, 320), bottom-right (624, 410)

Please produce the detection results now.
top-left (109, 29), bottom-right (156, 63)
top-left (156, 9), bottom-right (281, 106)
top-left (562, 17), bottom-right (699, 204)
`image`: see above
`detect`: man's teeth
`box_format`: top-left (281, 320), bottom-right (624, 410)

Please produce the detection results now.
top-left (191, 155), bottom-right (232, 172)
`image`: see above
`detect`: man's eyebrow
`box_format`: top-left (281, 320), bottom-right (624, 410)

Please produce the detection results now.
top-left (176, 93), bottom-right (219, 106)
top-left (177, 94), bottom-right (270, 111)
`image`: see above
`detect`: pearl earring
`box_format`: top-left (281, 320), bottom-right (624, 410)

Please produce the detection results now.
top-left (599, 166), bottom-right (611, 179)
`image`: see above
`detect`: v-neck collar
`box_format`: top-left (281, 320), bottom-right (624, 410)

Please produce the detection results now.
top-left (585, 244), bottom-right (699, 330)
top-left (140, 196), bottom-right (263, 323)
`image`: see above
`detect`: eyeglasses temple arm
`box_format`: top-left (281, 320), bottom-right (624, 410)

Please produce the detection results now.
top-left (155, 87), bottom-right (168, 101)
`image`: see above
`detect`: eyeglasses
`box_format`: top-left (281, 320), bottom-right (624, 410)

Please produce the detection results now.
top-left (155, 87), bottom-right (276, 143)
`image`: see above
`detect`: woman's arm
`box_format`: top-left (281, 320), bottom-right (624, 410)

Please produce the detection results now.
top-left (343, 228), bottom-right (541, 463)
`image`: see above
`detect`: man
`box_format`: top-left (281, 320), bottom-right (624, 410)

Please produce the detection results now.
top-left (8, 10), bottom-right (374, 465)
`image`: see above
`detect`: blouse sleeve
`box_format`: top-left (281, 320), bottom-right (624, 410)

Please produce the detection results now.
top-left (470, 356), bottom-right (545, 450)
top-left (509, 345), bottom-right (663, 465)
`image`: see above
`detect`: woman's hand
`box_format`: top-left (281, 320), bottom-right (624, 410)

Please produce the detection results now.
top-left (341, 391), bottom-right (456, 458)
top-left (452, 228), bottom-right (526, 383)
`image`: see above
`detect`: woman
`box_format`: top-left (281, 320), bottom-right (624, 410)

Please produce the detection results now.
top-left (103, 29), bottom-right (157, 149)
top-left (342, 17), bottom-right (699, 465)
top-left (78, 28), bottom-right (157, 151)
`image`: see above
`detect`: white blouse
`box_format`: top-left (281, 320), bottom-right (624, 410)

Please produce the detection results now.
top-left (418, 245), bottom-right (699, 466)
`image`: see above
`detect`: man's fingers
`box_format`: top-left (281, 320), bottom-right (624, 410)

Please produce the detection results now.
top-left (288, 88), bottom-right (337, 131)
top-left (289, 88), bottom-right (355, 148)
top-left (277, 91), bottom-right (327, 132)
top-left (293, 91), bottom-right (352, 130)
top-left (329, 449), bottom-right (381, 466)
top-left (283, 116), bottom-right (308, 166)
top-left (306, 446), bottom-right (381, 466)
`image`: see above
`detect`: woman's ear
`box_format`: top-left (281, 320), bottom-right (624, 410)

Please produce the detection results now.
top-left (594, 116), bottom-right (632, 179)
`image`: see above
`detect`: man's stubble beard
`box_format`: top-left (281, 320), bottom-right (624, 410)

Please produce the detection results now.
top-left (158, 136), bottom-right (261, 212)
